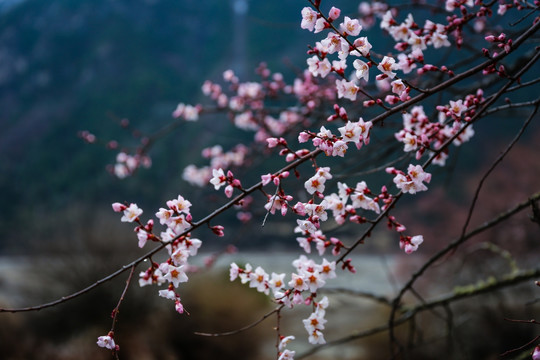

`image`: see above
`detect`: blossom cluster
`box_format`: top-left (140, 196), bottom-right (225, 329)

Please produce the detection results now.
top-left (230, 255), bottom-right (336, 346)
top-left (89, 0), bottom-right (538, 356)
top-left (111, 195), bottom-right (203, 317)
top-left (183, 144), bottom-right (249, 187)
top-left (111, 151), bottom-right (152, 179)
top-left (386, 164), bottom-right (432, 195)
top-left (298, 117), bottom-right (372, 156)
top-left (394, 93), bottom-right (478, 166)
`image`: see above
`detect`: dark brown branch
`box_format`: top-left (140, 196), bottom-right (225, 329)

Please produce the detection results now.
top-left (503, 318), bottom-right (540, 325)
top-left (481, 98), bottom-right (540, 117)
top-left (297, 267), bottom-right (540, 359)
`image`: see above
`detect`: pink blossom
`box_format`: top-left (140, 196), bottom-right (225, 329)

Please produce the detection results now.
top-left (377, 56), bottom-right (398, 79)
top-left (175, 299), bottom-right (185, 314)
top-left (288, 272), bottom-right (309, 292)
top-left (167, 214), bottom-right (188, 234)
top-left (351, 37), bottom-right (372, 56)
top-left (183, 105), bottom-right (199, 121)
top-left (408, 33), bottom-right (427, 51)
top-left (268, 272), bottom-right (286, 294)
top-left (408, 164), bottom-right (431, 186)
top-left (229, 262), bottom-right (240, 281)
top-left (328, 6), bottom-right (341, 21)
top-left (390, 22), bottom-right (411, 42)
top-left (111, 202), bottom-right (126, 212)
top-left (380, 10), bottom-right (394, 30)
top-left (449, 99), bottom-right (467, 117)
top-left (211, 225), bottom-right (225, 237)
top-left (120, 203), bottom-right (143, 223)
top-left (336, 79), bottom-right (359, 101)
top-left (158, 288), bottom-right (177, 300)
top-left (331, 140), bottom-right (348, 157)
top-left (332, 59), bottom-right (347, 73)
top-left (278, 349), bottom-right (296, 360)
top-left (320, 32), bottom-right (344, 54)
top-left (97, 335), bottom-right (116, 350)
top-left (265, 194), bottom-right (291, 215)
top-left (136, 229), bottom-right (150, 248)
top-left (209, 168), bottom-right (227, 190)
top-left (319, 259), bottom-right (336, 280)
top-left (249, 266), bottom-right (269, 294)
top-left (307, 56), bottom-right (332, 78)
top-left (314, 18), bottom-right (328, 33)
top-left (167, 195), bottom-right (192, 213)
top-left (402, 132), bottom-right (418, 152)
top-left (305, 200), bottom-right (329, 222)
top-left (298, 131), bottom-right (311, 143)
top-left (301, 7), bottom-right (318, 31)
top-left (391, 79), bottom-right (407, 96)
top-left (497, 4), bottom-right (509, 15)
top-left (261, 173), bottom-right (273, 186)
top-left (305, 175), bottom-right (326, 194)
top-left (338, 121), bottom-right (361, 143)
top-left (156, 208), bottom-right (174, 225)
top-left (172, 103), bottom-right (185, 118)
top-left (303, 311), bottom-right (327, 344)
top-left (223, 69), bottom-right (237, 82)
top-left (224, 184), bottom-right (234, 198)
top-left (353, 59), bottom-right (369, 82)
top-left (340, 16), bottom-right (362, 36)
top-left (401, 235), bottom-right (424, 254)
top-left (296, 219), bottom-right (317, 235)
top-left (163, 264), bottom-right (188, 287)
top-left (430, 31), bottom-right (451, 48)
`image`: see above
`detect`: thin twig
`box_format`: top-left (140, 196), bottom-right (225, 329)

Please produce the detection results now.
top-left (500, 335), bottom-right (540, 357)
top-left (458, 102), bottom-right (539, 243)
top-left (319, 287), bottom-right (392, 306)
top-left (194, 305), bottom-right (284, 337)
top-left (110, 265), bottom-right (136, 332)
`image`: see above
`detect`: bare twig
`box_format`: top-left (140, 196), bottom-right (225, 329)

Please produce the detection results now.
top-left (319, 287), bottom-right (392, 306)
top-left (500, 335), bottom-right (540, 357)
top-left (457, 81), bottom-right (540, 243)
top-left (110, 265), bottom-right (136, 332)
top-left (194, 305), bottom-right (284, 337)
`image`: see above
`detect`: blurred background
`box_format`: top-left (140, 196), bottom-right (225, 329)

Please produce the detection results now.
top-left (0, 0), bottom-right (539, 359)
top-left (0, 0), bottom-right (317, 254)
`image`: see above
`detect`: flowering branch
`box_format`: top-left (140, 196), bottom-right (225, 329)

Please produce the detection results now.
top-left (4, 2), bottom-right (540, 358)
top-left (0, 148), bottom-right (323, 314)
